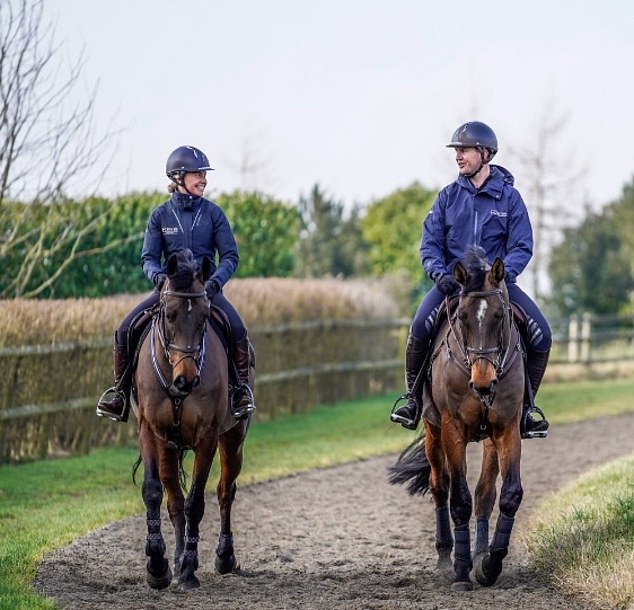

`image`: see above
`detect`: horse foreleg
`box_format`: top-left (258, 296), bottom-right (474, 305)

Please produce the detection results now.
top-left (140, 441), bottom-right (172, 590)
top-left (424, 422), bottom-right (452, 575)
top-left (474, 427), bottom-right (523, 587)
top-left (177, 444), bottom-right (215, 591)
top-left (441, 417), bottom-right (473, 591)
top-left (160, 448), bottom-right (185, 580)
top-left (215, 424), bottom-right (246, 574)
top-left (473, 439), bottom-right (499, 557)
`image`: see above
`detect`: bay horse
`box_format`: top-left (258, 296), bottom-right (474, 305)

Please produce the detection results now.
top-left (389, 246), bottom-right (525, 591)
top-left (132, 249), bottom-right (251, 591)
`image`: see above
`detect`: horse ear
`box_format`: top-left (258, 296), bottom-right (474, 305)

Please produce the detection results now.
top-left (166, 253), bottom-right (179, 277)
top-left (201, 256), bottom-right (212, 281)
top-left (491, 257), bottom-right (505, 283)
top-left (454, 262), bottom-right (468, 287)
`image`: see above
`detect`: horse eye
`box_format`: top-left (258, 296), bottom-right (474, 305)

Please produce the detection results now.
top-left (166, 309), bottom-right (177, 322)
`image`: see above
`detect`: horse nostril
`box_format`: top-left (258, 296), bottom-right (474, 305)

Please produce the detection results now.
top-left (192, 376), bottom-right (201, 389)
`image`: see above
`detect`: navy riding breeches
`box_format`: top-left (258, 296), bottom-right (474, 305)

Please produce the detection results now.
top-left (116, 289), bottom-right (247, 345)
top-left (410, 283), bottom-right (552, 352)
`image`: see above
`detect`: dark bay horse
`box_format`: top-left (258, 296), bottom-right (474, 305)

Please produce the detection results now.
top-left (390, 246), bottom-right (525, 591)
top-left (132, 249), bottom-right (251, 591)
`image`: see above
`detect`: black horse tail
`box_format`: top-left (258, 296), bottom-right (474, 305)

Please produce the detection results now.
top-left (387, 434), bottom-right (431, 496)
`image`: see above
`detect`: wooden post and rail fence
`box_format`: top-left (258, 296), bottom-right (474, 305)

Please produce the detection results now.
top-left (1, 313), bottom-right (633, 463)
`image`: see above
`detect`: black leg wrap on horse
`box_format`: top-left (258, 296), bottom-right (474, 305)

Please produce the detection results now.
top-left (453, 523), bottom-right (472, 574)
top-left (435, 505), bottom-right (453, 552)
top-left (215, 532), bottom-right (237, 574)
top-left (474, 517), bottom-right (489, 556)
top-left (491, 512), bottom-right (514, 553)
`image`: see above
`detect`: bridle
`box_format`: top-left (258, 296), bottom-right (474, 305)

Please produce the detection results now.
top-left (446, 287), bottom-right (520, 388)
top-left (151, 288), bottom-right (208, 396)
top-left (444, 286), bottom-right (522, 432)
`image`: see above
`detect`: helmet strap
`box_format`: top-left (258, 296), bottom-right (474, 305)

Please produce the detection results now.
top-left (462, 148), bottom-right (489, 179)
top-left (173, 172), bottom-right (196, 197)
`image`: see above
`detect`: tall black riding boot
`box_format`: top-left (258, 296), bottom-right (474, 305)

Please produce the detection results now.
top-left (522, 348), bottom-right (550, 439)
top-left (390, 333), bottom-right (427, 430)
top-left (96, 333), bottom-right (131, 423)
top-left (231, 333), bottom-right (256, 420)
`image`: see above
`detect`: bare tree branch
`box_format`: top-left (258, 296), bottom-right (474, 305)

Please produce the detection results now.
top-left (0, 0), bottom-right (121, 298)
top-left (508, 101), bottom-right (585, 300)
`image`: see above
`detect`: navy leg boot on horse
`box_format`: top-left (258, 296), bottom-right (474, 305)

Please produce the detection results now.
top-left (521, 349), bottom-right (550, 439)
top-left (390, 334), bottom-right (427, 430)
top-left (231, 333), bottom-right (255, 420)
top-left (96, 333), bottom-right (131, 423)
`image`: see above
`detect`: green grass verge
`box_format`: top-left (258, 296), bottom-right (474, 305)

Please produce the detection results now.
top-left (0, 378), bottom-right (633, 609)
top-left (525, 455), bottom-right (634, 610)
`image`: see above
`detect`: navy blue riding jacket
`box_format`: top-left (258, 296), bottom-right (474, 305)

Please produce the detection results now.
top-left (421, 165), bottom-right (532, 284)
top-left (141, 191), bottom-right (239, 289)
top-left (411, 165), bottom-right (551, 352)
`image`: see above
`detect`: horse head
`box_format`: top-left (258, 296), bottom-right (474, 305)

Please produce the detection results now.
top-left (453, 246), bottom-right (511, 398)
top-left (159, 249), bottom-right (213, 398)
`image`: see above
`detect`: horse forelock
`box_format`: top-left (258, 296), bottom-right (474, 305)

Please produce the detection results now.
top-left (462, 246), bottom-right (490, 292)
top-left (169, 250), bottom-right (198, 291)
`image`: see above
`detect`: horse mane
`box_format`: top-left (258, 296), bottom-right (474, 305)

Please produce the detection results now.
top-left (461, 245), bottom-right (490, 292)
top-left (169, 249), bottom-right (197, 291)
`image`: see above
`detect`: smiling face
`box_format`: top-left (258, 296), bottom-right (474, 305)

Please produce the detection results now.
top-left (453, 146), bottom-right (483, 176)
top-left (180, 171), bottom-right (207, 196)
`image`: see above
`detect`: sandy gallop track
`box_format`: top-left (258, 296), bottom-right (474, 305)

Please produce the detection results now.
top-left (36, 413), bottom-right (633, 610)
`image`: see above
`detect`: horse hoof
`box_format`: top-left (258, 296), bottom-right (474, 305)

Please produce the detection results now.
top-left (147, 565), bottom-right (172, 590)
top-left (215, 553), bottom-right (237, 574)
top-left (436, 556), bottom-right (454, 581)
top-left (451, 579), bottom-right (474, 592)
top-left (474, 552), bottom-right (501, 587)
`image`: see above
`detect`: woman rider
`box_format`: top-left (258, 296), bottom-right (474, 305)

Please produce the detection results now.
top-left (96, 145), bottom-right (255, 422)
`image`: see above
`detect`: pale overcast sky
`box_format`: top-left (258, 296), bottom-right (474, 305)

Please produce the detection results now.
top-left (45, 0), bottom-right (633, 211)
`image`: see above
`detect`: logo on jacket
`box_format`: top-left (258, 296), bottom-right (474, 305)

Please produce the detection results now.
top-left (162, 226), bottom-right (180, 235)
top-left (490, 209), bottom-right (507, 218)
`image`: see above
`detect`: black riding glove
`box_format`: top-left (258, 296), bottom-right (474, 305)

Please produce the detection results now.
top-left (153, 273), bottom-right (167, 291)
top-left (205, 279), bottom-right (221, 299)
top-left (437, 274), bottom-right (460, 296)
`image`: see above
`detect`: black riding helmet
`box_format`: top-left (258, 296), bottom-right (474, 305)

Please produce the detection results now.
top-left (446, 121), bottom-right (498, 160)
top-left (166, 145), bottom-right (214, 181)
top-left (447, 121), bottom-right (498, 178)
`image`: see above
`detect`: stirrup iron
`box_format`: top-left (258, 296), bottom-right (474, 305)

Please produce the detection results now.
top-left (231, 384), bottom-right (255, 420)
top-left (521, 405), bottom-right (549, 439)
top-left (96, 387), bottom-right (127, 422)
top-left (390, 393), bottom-right (420, 430)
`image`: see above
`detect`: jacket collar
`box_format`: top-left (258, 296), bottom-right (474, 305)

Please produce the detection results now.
top-left (456, 164), bottom-right (514, 198)
top-left (170, 191), bottom-right (201, 210)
